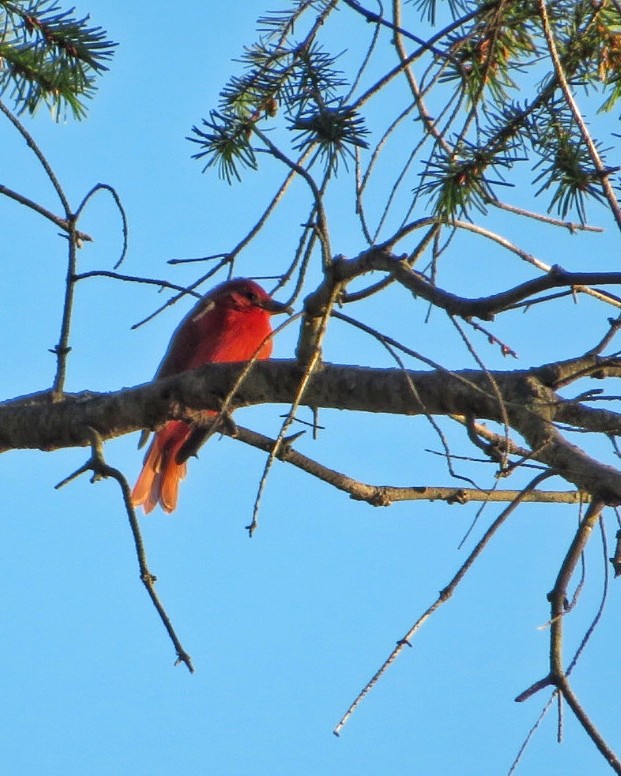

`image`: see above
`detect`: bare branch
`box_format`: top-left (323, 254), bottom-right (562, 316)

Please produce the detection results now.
top-left (55, 428), bottom-right (194, 672)
top-left (230, 425), bottom-right (584, 506)
top-left (333, 471), bottom-right (555, 736)
top-left (353, 249), bottom-right (621, 319)
top-left (0, 182), bottom-right (92, 241)
top-left (4, 357), bottom-right (621, 501)
top-left (490, 198), bottom-right (603, 234)
top-left (74, 183), bottom-right (128, 268)
top-left (0, 99), bottom-right (71, 215)
top-left (73, 270), bottom-right (202, 297)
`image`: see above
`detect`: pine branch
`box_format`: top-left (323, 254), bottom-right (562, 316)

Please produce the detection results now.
top-left (0, 0), bottom-right (115, 118)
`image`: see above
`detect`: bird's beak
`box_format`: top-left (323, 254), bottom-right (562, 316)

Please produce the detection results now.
top-left (261, 298), bottom-right (294, 316)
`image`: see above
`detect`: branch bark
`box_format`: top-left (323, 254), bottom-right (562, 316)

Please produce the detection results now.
top-left (2, 356), bottom-right (621, 502)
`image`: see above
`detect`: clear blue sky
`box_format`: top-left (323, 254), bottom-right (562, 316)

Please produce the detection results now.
top-left (1, 3), bottom-right (620, 775)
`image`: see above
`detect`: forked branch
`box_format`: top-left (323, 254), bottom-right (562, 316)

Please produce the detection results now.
top-left (55, 429), bottom-right (194, 672)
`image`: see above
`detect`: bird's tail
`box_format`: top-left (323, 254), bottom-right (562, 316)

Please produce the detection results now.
top-left (131, 421), bottom-right (189, 514)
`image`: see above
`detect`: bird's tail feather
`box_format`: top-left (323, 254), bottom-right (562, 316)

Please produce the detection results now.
top-left (131, 421), bottom-right (189, 514)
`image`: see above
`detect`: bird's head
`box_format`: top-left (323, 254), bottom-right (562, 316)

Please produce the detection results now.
top-left (213, 278), bottom-right (293, 316)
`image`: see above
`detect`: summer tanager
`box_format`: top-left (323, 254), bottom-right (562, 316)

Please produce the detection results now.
top-left (131, 278), bottom-right (290, 514)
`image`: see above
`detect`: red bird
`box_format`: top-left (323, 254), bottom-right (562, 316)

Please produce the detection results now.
top-left (131, 278), bottom-right (290, 514)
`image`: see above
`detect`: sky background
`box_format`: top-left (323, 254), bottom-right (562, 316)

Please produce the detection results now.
top-left (1, 2), bottom-right (621, 775)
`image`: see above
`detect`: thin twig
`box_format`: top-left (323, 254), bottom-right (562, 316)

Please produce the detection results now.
top-left (73, 270), bottom-right (202, 297)
top-left (74, 183), bottom-right (129, 269)
top-left (336, 309), bottom-right (481, 489)
top-left (229, 424), bottom-right (584, 505)
top-left (333, 470), bottom-right (554, 736)
top-left (516, 498), bottom-right (621, 771)
top-left (490, 198), bottom-right (603, 233)
top-left (0, 98), bottom-right (71, 215)
top-left (247, 302), bottom-right (333, 536)
top-left (508, 692), bottom-right (557, 775)
top-left (55, 428), bottom-right (194, 672)
top-left (450, 315), bottom-right (511, 472)
top-left (0, 183), bottom-right (92, 241)
top-left (130, 257), bottom-right (232, 330)
top-left (51, 216), bottom-right (78, 398)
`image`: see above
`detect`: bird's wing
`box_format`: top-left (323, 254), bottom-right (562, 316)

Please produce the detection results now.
top-left (154, 299), bottom-right (217, 379)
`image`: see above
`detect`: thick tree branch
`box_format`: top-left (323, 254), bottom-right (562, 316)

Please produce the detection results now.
top-left (337, 249), bottom-right (621, 320)
top-left (2, 358), bottom-right (621, 502)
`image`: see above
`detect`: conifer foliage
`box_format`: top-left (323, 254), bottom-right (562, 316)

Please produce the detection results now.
top-left (0, 0), bottom-right (115, 118)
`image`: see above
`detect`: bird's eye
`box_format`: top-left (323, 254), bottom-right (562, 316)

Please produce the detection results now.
top-left (244, 290), bottom-right (258, 302)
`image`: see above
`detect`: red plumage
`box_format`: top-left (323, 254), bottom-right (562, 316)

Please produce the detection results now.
top-left (131, 278), bottom-right (290, 514)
